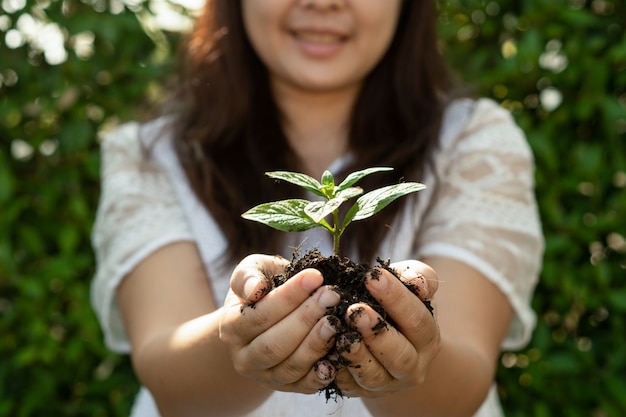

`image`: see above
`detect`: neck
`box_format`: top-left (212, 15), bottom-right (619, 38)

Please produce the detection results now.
top-left (272, 80), bottom-right (360, 178)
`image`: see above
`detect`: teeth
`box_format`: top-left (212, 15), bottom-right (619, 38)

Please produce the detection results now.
top-left (297, 32), bottom-right (342, 43)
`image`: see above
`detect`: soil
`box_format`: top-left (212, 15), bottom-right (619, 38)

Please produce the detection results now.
top-left (269, 249), bottom-right (434, 401)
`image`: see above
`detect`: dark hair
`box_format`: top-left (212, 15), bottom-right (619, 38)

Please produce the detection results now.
top-left (170, 0), bottom-right (456, 263)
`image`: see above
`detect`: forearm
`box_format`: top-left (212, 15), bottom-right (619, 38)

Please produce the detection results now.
top-left (364, 333), bottom-right (495, 417)
top-left (132, 309), bottom-right (272, 417)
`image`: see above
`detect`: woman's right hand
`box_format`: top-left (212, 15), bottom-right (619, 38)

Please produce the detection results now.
top-left (218, 254), bottom-right (341, 394)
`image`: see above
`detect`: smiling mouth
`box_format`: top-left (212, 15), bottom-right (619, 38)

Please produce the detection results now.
top-left (293, 31), bottom-right (346, 44)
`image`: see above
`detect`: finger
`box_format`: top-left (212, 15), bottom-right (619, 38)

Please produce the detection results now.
top-left (386, 260), bottom-right (439, 300)
top-left (266, 316), bottom-right (340, 386)
top-left (344, 304), bottom-right (419, 385)
top-left (234, 285), bottom-right (340, 371)
top-left (270, 358), bottom-right (337, 395)
top-left (220, 268), bottom-right (327, 347)
top-left (364, 272), bottom-right (440, 364)
top-left (230, 254), bottom-right (290, 303)
top-left (333, 366), bottom-right (382, 399)
top-left (337, 329), bottom-right (393, 392)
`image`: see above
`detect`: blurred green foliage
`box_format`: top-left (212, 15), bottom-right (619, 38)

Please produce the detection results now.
top-left (0, 0), bottom-right (181, 415)
top-left (0, 0), bottom-right (624, 416)
top-left (440, 0), bottom-right (626, 416)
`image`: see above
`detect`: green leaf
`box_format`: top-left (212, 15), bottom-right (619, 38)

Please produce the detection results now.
top-left (266, 171), bottom-right (324, 197)
top-left (336, 167), bottom-right (393, 192)
top-left (343, 182), bottom-right (426, 226)
top-left (241, 199), bottom-right (320, 232)
top-left (304, 198), bottom-right (344, 223)
top-left (320, 170), bottom-right (335, 197)
top-left (304, 187), bottom-right (363, 222)
top-left (335, 186), bottom-right (364, 201)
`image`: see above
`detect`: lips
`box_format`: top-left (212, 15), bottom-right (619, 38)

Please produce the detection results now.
top-left (289, 27), bottom-right (349, 58)
top-left (293, 31), bottom-right (346, 44)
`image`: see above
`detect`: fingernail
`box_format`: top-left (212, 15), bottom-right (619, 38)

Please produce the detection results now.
top-left (401, 268), bottom-right (420, 280)
top-left (320, 320), bottom-right (337, 340)
top-left (348, 306), bottom-right (370, 327)
top-left (243, 276), bottom-right (263, 300)
top-left (315, 360), bottom-right (335, 381)
top-left (368, 271), bottom-right (387, 291)
top-left (301, 270), bottom-right (323, 292)
top-left (348, 340), bottom-right (361, 354)
top-left (318, 289), bottom-right (340, 309)
top-left (337, 332), bottom-right (361, 354)
top-left (358, 312), bottom-right (371, 328)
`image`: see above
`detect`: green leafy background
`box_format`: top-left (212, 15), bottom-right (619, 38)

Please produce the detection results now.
top-left (1, 0), bottom-right (624, 415)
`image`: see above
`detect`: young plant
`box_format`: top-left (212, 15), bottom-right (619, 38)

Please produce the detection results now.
top-left (242, 167), bottom-right (426, 255)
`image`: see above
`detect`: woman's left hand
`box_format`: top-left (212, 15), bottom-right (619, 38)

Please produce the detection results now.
top-left (332, 260), bottom-right (440, 397)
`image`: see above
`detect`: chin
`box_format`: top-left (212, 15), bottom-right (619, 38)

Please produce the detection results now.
top-left (292, 77), bottom-right (360, 94)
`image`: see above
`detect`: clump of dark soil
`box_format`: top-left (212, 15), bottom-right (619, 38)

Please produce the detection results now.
top-left (270, 249), bottom-right (433, 401)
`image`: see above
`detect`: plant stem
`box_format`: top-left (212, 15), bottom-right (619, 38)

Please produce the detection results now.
top-left (332, 211), bottom-right (341, 255)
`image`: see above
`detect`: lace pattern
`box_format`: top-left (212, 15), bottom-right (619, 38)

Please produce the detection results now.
top-left (90, 123), bottom-right (194, 352)
top-left (416, 99), bottom-right (544, 349)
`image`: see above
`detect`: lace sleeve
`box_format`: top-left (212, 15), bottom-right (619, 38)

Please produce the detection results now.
top-left (417, 99), bottom-right (544, 350)
top-left (90, 122), bottom-right (194, 353)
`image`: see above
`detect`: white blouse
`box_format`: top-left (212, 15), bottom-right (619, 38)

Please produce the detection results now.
top-left (91, 98), bottom-right (544, 417)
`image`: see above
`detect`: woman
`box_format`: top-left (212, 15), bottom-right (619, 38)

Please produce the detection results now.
top-left (91, 0), bottom-right (544, 416)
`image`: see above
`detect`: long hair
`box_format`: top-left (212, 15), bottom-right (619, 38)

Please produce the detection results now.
top-left (170, 0), bottom-right (456, 263)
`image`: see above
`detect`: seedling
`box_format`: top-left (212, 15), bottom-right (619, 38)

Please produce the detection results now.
top-left (242, 167), bottom-right (428, 401)
top-left (242, 167), bottom-right (426, 255)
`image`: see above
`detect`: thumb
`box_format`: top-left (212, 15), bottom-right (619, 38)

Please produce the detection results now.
top-left (230, 254), bottom-right (289, 303)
